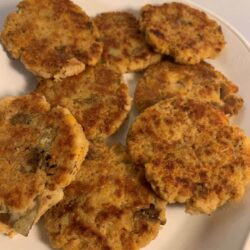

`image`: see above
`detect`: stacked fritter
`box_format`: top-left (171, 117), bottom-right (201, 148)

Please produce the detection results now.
top-left (1, 0), bottom-right (103, 80)
top-left (45, 143), bottom-right (166, 250)
top-left (0, 0), bottom-right (249, 250)
top-left (94, 12), bottom-right (161, 73)
top-left (134, 61), bottom-right (243, 115)
top-left (139, 2), bottom-right (225, 64)
top-left (128, 98), bottom-right (250, 214)
top-left (0, 94), bottom-right (89, 236)
top-left (35, 64), bottom-right (131, 140)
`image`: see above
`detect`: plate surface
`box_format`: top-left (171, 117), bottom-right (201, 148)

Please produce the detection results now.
top-left (0, 0), bottom-right (250, 250)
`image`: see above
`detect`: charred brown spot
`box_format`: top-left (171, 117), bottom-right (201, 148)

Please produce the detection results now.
top-left (195, 183), bottom-right (209, 196)
top-left (22, 147), bottom-right (56, 173)
top-left (0, 213), bottom-right (11, 225)
top-left (134, 204), bottom-right (160, 222)
top-left (85, 21), bottom-right (93, 30)
top-left (25, 147), bottom-right (44, 172)
top-left (176, 177), bottom-right (190, 186)
top-left (218, 26), bottom-right (223, 33)
top-left (219, 83), bottom-right (230, 98)
top-left (54, 45), bottom-right (68, 54)
top-left (149, 29), bottom-right (165, 39)
top-left (89, 42), bottom-right (103, 56)
top-left (199, 171), bottom-right (207, 180)
top-left (223, 95), bottom-right (244, 115)
top-left (95, 206), bottom-right (123, 225)
top-left (189, 103), bottom-right (206, 119)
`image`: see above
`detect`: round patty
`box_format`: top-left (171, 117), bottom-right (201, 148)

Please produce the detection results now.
top-left (127, 98), bottom-right (250, 214)
top-left (0, 94), bottom-right (88, 236)
top-left (94, 11), bottom-right (161, 73)
top-left (139, 2), bottom-right (225, 64)
top-left (44, 142), bottom-right (166, 250)
top-left (0, 0), bottom-right (103, 80)
top-left (135, 60), bottom-right (243, 115)
top-left (35, 64), bottom-right (131, 140)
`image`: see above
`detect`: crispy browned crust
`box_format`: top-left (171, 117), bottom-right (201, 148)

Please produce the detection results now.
top-left (44, 143), bottom-right (166, 250)
top-left (135, 60), bottom-right (243, 115)
top-left (127, 98), bottom-right (250, 214)
top-left (94, 11), bottom-right (161, 73)
top-left (46, 219), bottom-right (112, 250)
top-left (0, 0), bottom-right (103, 79)
top-left (139, 2), bottom-right (225, 64)
top-left (0, 94), bottom-right (88, 236)
top-left (35, 64), bottom-right (131, 140)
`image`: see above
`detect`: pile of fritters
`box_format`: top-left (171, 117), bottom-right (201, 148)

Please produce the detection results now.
top-left (0, 0), bottom-right (249, 249)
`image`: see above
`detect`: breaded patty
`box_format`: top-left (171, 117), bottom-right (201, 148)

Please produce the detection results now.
top-left (0, 94), bottom-right (88, 236)
top-left (0, 0), bottom-right (103, 80)
top-left (127, 98), bottom-right (250, 214)
top-left (94, 12), bottom-right (161, 73)
top-left (139, 3), bottom-right (225, 64)
top-left (135, 61), bottom-right (243, 115)
top-left (35, 64), bottom-right (131, 140)
top-left (44, 143), bottom-right (166, 250)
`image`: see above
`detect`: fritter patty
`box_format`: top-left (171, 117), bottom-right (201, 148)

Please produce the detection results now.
top-left (94, 11), bottom-right (161, 73)
top-left (0, 0), bottom-right (103, 80)
top-left (135, 60), bottom-right (243, 115)
top-left (35, 64), bottom-right (131, 140)
top-left (0, 94), bottom-right (88, 236)
top-left (139, 2), bottom-right (225, 64)
top-left (127, 98), bottom-right (250, 214)
top-left (44, 143), bottom-right (166, 250)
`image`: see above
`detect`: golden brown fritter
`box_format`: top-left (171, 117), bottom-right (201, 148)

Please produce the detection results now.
top-left (35, 64), bottom-right (131, 140)
top-left (94, 11), bottom-right (161, 73)
top-left (0, 0), bottom-right (103, 80)
top-left (127, 98), bottom-right (250, 214)
top-left (135, 61), bottom-right (243, 115)
top-left (139, 3), bottom-right (225, 64)
top-left (44, 143), bottom-right (166, 250)
top-left (0, 94), bottom-right (88, 236)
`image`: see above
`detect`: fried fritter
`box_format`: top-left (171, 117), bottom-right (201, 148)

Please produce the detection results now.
top-left (0, 94), bottom-right (88, 236)
top-left (35, 64), bottom-right (131, 140)
top-left (1, 0), bottom-right (103, 80)
top-left (135, 61), bottom-right (243, 115)
top-left (44, 143), bottom-right (166, 250)
top-left (139, 2), bottom-right (225, 64)
top-left (127, 98), bottom-right (250, 214)
top-left (94, 11), bottom-right (161, 73)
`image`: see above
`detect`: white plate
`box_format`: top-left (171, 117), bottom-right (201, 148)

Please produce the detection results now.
top-left (0, 1), bottom-right (250, 250)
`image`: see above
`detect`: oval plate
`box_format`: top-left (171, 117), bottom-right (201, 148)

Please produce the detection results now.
top-left (0, 0), bottom-right (249, 250)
